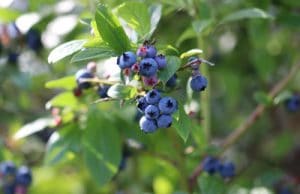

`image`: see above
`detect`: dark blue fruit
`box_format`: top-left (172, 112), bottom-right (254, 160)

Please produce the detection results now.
top-left (145, 45), bottom-right (157, 58)
top-left (98, 85), bottom-right (110, 98)
top-left (26, 29), bottom-right (42, 51)
top-left (16, 166), bottom-right (32, 186)
top-left (202, 156), bottom-right (220, 174)
top-left (145, 105), bottom-right (160, 119)
top-left (155, 54), bottom-right (166, 69)
top-left (285, 95), bottom-right (300, 112)
top-left (166, 74), bottom-right (177, 88)
top-left (218, 162), bottom-right (235, 178)
top-left (3, 185), bottom-right (15, 194)
top-left (0, 161), bottom-right (16, 176)
top-left (7, 51), bottom-right (18, 64)
top-left (137, 97), bottom-right (148, 113)
top-left (158, 97), bottom-right (177, 114)
top-left (75, 69), bottom-right (93, 89)
top-left (117, 51), bottom-right (137, 69)
top-left (190, 75), bottom-right (207, 92)
top-left (139, 116), bottom-right (157, 133)
top-left (145, 89), bottom-right (161, 105)
top-left (156, 114), bottom-right (173, 128)
top-left (139, 58), bottom-right (158, 77)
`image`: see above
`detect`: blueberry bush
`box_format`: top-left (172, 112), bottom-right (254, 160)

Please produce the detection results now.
top-left (1, 0), bottom-right (300, 193)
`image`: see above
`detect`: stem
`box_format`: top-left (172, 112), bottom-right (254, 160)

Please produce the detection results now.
top-left (188, 61), bottom-right (300, 191)
top-left (79, 78), bottom-right (119, 85)
top-left (197, 36), bottom-right (211, 141)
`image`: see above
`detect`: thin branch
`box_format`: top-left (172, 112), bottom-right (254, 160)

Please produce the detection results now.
top-left (188, 61), bottom-right (300, 192)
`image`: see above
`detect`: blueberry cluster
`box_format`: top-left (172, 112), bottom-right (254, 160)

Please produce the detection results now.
top-left (116, 41), bottom-right (167, 87)
top-left (202, 156), bottom-right (235, 179)
top-left (285, 94), bottom-right (300, 112)
top-left (0, 22), bottom-right (42, 64)
top-left (73, 62), bottom-right (110, 99)
top-left (0, 161), bottom-right (32, 194)
top-left (137, 89), bottom-right (177, 133)
top-left (188, 57), bottom-right (208, 92)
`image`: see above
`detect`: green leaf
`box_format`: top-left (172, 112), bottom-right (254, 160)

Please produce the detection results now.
top-left (254, 91), bottom-right (273, 105)
top-left (176, 28), bottom-right (196, 46)
top-left (220, 8), bottom-right (273, 24)
top-left (192, 19), bottom-right (214, 35)
top-left (48, 40), bottom-right (86, 64)
top-left (180, 49), bottom-right (203, 59)
top-left (14, 118), bottom-right (52, 139)
top-left (107, 84), bottom-right (138, 99)
top-left (158, 56), bottom-right (181, 84)
top-left (149, 4), bottom-right (162, 37)
top-left (45, 124), bottom-right (82, 165)
top-left (274, 91), bottom-right (292, 105)
top-left (198, 173), bottom-right (226, 194)
top-left (95, 5), bottom-right (131, 55)
top-left (172, 105), bottom-right (190, 142)
top-left (117, 2), bottom-right (150, 38)
top-left (82, 109), bottom-right (121, 186)
top-left (0, 8), bottom-right (21, 22)
top-left (70, 47), bottom-right (116, 63)
top-left (45, 76), bottom-right (76, 90)
top-left (46, 92), bottom-right (79, 108)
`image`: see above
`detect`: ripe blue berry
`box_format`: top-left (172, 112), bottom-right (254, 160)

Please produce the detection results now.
top-left (16, 166), bottom-right (32, 186)
top-left (7, 51), bottom-right (18, 64)
top-left (158, 97), bottom-right (177, 114)
top-left (139, 58), bottom-right (158, 77)
top-left (155, 54), bottom-right (166, 69)
top-left (145, 105), bottom-right (160, 119)
top-left (145, 45), bottom-right (157, 58)
top-left (137, 97), bottom-right (148, 113)
top-left (157, 114), bottom-right (173, 128)
top-left (0, 161), bottom-right (16, 176)
top-left (285, 95), bottom-right (300, 112)
top-left (166, 74), bottom-right (177, 88)
top-left (218, 162), bottom-right (235, 178)
top-left (190, 75), bottom-right (207, 92)
top-left (26, 29), bottom-right (42, 51)
top-left (98, 85), bottom-right (110, 98)
top-left (139, 116), bottom-right (157, 133)
top-left (75, 69), bottom-right (93, 89)
top-left (117, 51), bottom-right (137, 69)
top-left (202, 156), bottom-right (220, 174)
top-left (145, 89), bottom-right (161, 104)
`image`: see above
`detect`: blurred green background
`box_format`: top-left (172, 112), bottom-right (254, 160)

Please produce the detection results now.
top-left (0, 0), bottom-right (299, 193)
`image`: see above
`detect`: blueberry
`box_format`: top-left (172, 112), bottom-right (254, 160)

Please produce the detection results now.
top-left (157, 114), bottom-right (173, 128)
top-left (75, 69), bottom-right (94, 89)
top-left (166, 74), bottom-right (177, 88)
top-left (0, 161), bottom-right (16, 176)
top-left (139, 58), bottom-right (158, 77)
top-left (98, 85), bottom-right (110, 98)
top-left (155, 54), bottom-right (166, 69)
top-left (145, 89), bottom-right (161, 104)
top-left (2, 185), bottom-right (15, 194)
top-left (145, 105), bottom-right (160, 119)
top-left (218, 162), bottom-right (235, 178)
top-left (285, 95), bottom-right (300, 112)
top-left (190, 75), bottom-right (207, 92)
top-left (7, 51), bottom-right (18, 64)
top-left (139, 116), bottom-right (157, 133)
top-left (136, 46), bottom-right (147, 58)
top-left (278, 187), bottom-right (293, 194)
top-left (137, 97), bottom-right (148, 113)
top-left (158, 97), bottom-right (177, 114)
top-left (117, 51), bottom-right (137, 69)
top-left (145, 45), bottom-right (157, 58)
top-left (26, 29), bottom-right (42, 51)
top-left (202, 156), bottom-right (220, 174)
top-left (16, 166), bottom-right (32, 187)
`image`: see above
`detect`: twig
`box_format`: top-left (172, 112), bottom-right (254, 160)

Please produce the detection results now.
top-left (188, 61), bottom-right (300, 192)
top-left (79, 78), bottom-right (119, 85)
